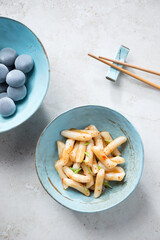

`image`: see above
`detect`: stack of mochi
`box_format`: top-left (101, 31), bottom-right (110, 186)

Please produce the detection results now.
top-left (0, 48), bottom-right (34, 117)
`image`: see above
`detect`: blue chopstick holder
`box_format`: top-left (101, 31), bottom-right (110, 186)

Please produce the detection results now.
top-left (106, 45), bottom-right (130, 82)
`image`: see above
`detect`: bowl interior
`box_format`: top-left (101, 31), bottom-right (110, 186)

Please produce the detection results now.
top-left (36, 106), bottom-right (144, 212)
top-left (0, 17), bottom-right (49, 132)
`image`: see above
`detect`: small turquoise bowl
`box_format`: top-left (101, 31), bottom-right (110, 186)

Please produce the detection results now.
top-left (0, 17), bottom-right (50, 132)
top-left (35, 106), bottom-right (144, 212)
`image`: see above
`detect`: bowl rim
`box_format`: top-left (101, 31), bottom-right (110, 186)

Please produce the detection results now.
top-left (0, 16), bottom-right (50, 133)
top-left (35, 105), bottom-right (144, 213)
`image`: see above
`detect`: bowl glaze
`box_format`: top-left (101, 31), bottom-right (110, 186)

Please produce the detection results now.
top-left (0, 17), bottom-right (50, 132)
top-left (35, 105), bottom-right (144, 212)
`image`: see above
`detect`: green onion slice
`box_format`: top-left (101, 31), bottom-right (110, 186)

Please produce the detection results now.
top-left (74, 168), bottom-right (81, 174)
top-left (97, 165), bottom-right (101, 170)
top-left (84, 152), bottom-right (90, 158)
top-left (87, 166), bottom-right (93, 174)
top-left (69, 167), bottom-right (81, 174)
top-left (104, 181), bottom-right (112, 189)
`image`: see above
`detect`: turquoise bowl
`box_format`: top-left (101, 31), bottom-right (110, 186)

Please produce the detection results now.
top-left (0, 17), bottom-right (50, 132)
top-left (35, 106), bottom-right (144, 212)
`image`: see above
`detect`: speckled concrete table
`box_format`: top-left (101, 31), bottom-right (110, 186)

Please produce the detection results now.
top-left (0, 1), bottom-right (160, 239)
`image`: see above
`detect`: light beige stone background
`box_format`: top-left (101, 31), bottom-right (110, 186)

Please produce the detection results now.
top-left (0, 1), bottom-right (160, 239)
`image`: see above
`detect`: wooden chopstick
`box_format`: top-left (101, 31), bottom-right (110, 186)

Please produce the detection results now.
top-left (99, 56), bottom-right (160, 76)
top-left (88, 54), bottom-right (160, 90)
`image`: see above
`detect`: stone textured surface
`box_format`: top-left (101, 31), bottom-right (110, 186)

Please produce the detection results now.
top-left (0, 1), bottom-right (160, 239)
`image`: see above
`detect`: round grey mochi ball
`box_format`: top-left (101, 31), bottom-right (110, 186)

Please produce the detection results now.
top-left (0, 48), bottom-right (17, 66)
top-left (15, 54), bottom-right (34, 73)
top-left (6, 69), bottom-right (26, 88)
top-left (0, 97), bottom-right (16, 117)
top-left (0, 64), bottom-right (9, 83)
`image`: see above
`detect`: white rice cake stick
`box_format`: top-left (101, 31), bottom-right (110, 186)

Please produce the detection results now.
top-left (63, 178), bottom-right (90, 196)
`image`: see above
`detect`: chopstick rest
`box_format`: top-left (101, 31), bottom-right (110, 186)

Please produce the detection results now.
top-left (88, 53), bottom-right (160, 90)
top-left (106, 45), bottom-right (130, 82)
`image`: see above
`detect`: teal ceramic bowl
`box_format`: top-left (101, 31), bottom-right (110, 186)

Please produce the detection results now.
top-left (0, 17), bottom-right (50, 132)
top-left (35, 106), bottom-right (144, 212)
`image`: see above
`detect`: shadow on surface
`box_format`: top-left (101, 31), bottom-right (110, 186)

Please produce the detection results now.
top-left (72, 185), bottom-right (148, 230)
top-left (0, 105), bottom-right (50, 161)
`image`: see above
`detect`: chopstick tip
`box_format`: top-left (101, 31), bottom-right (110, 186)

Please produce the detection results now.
top-left (88, 53), bottom-right (97, 59)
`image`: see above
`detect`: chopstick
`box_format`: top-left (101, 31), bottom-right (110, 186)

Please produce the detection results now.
top-left (99, 56), bottom-right (160, 76)
top-left (88, 54), bottom-right (160, 90)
